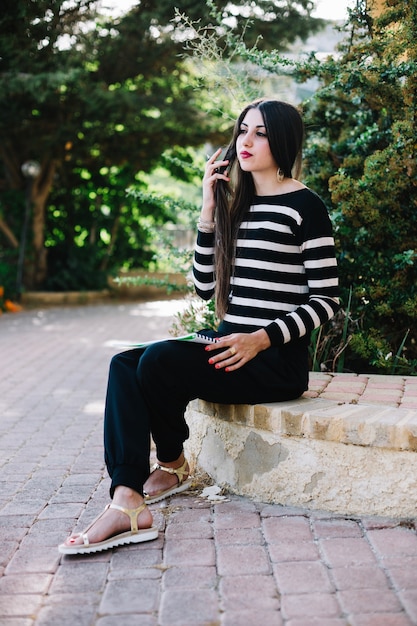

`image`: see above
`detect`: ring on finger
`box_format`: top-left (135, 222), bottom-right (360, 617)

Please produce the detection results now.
top-left (229, 346), bottom-right (236, 356)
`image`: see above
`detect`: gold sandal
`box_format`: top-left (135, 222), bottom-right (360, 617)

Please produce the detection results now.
top-left (58, 502), bottom-right (158, 555)
top-left (144, 458), bottom-right (192, 504)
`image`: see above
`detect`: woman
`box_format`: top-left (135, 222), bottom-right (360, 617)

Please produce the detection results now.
top-left (59, 99), bottom-right (339, 555)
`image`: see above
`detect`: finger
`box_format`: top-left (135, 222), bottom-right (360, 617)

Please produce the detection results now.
top-left (206, 162), bottom-right (229, 178)
top-left (225, 361), bottom-right (244, 372)
top-left (205, 339), bottom-right (228, 353)
top-left (207, 148), bottom-right (222, 162)
top-left (207, 346), bottom-right (235, 367)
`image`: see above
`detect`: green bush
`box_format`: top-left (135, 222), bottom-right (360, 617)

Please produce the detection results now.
top-left (298, 0), bottom-right (417, 373)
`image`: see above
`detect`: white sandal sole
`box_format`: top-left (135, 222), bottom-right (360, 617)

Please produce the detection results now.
top-left (58, 526), bottom-right (158, 555)
top-left (144, 477), bottom-right (193, 505)
top-left (58, 502), bottom-right (158, 555)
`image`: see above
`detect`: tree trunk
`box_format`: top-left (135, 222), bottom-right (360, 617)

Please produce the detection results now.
top-left (26, 161), bottom-right (56, 289)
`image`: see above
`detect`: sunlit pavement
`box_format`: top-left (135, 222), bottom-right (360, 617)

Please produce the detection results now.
top-left (1, 301), bottom-right (416, 626)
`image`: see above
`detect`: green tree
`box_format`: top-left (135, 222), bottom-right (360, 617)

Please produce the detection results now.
top-left (0, 0), bottom-right (323, 294)
top-left (0, 0), bottom-right (220, 291)
top-left (298, 0), bottom-right (417, 370)
top-left (175, 0), bottom-right (417, 372)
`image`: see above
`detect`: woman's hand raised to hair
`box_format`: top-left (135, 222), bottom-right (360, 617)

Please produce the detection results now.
top-left (201, 148), bottom-right (230, 221)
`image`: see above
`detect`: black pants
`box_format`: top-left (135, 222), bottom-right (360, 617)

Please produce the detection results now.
top-left (104, 336), bottom-right (308, 497)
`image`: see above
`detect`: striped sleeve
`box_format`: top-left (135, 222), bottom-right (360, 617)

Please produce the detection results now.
top-left (193, 230), bottom-right (216, 300)
top-left (264, 202), bottom-right (339, 346)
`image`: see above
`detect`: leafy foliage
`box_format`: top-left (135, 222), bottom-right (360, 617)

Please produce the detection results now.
top-left (297, 0), bottom-right (417, 370)
top-left (153, 0), bottom-right (417, 374)
top-left (0, 0), bottom-right (321, 293)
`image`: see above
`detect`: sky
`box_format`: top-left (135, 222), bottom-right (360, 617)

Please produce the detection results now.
top-left (312, 0), bottom-right (353, 20)
top-left (101, 0), bottom-right (353, 21)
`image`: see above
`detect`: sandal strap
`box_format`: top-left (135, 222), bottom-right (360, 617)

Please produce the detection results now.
top-left (150, 459), bottom-right (189, 486)
top-left (109, 502), bottom-right (147, 534)
top-left (79, 502), bottom-right (113, 546)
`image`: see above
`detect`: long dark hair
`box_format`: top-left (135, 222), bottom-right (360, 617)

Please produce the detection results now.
top-left (214, 99), bottom-right (304, 319)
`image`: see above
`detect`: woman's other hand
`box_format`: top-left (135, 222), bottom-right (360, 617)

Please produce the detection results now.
top-left (205, 329), bottom-right (271, 372)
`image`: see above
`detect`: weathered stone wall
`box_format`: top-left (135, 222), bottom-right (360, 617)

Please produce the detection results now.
top-left (184, 397), bottom-right (417, 518)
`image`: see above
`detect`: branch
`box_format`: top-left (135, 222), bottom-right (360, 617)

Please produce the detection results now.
top-left (0, 215), bottom-right (19, 248)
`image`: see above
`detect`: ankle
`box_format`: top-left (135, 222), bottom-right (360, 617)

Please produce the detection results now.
top-left (157, 453), bottom-right (186, 470)
top-left (113, 486), bottom-right (143, 506)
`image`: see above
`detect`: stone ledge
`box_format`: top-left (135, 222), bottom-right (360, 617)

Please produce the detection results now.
top-left (193, 396), bottom-right (417, 452)
top-left (184, 387), bottom-right (417, 518)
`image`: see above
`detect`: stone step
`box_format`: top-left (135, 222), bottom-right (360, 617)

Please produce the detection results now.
top-left (184, 373), bottom-right (417, 519)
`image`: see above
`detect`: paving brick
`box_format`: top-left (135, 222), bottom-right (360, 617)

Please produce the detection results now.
top-left (281, 592), bottom-right (340, 618)
top-left (312, 519), bottom-right (363, 538)
top-left (366, 528), bottom-right (417, 558)
top-left (348, 615), bottom-right (414, 626)
top-left (110, 545), bottom-right (163, 569)
top-left (221, 609), bottom-right (283, 626)
top-left (219, 574), bottom-right (280, 611)
top-left (214, 510), bottom-right (261, 530)
top-left (366, 382), bottom-right (404, 390)
top-left (215, 527), bottom-right (263, 545)
top-left (107, 566), bottom-right (162, 581)
top-left (0, 542), bottom-right (19, 568)
top-left (337, 588), bottom-right (403, 614)
top-left (398, 589), bottom-right (417, 623)
top-left (164, 538), bottom-right (215, 567)
top-left (2, 303), bottom-right (417, 626)
top-left (0, 573), bottom-right (52, 594)
top-left (217, 544), bottom-right (271, 576)
top-left (325, 381), bottom-right (367, 392)
top-left (371, 555), bottom-right (417, 571)
top-left (360, 517), bottom-right (408, 530)
top-left (358, 394), bottom-right (401, 405)
top-left (165, 508), bottom-right (212, 524)
top-left (285, 616), bottom-right (346, 626)
top-left (273, 561), bottom-right (334, 593)
top-left (163, 565), bottom-right (217, 589)
top-left (0, 594), bottom-right (43, 618)
top-left (388, 566), bottom-right (417, 591)
top-left (262, 515), bottom-right (313, 542)
top-left (268, 540), bottom-right (320, 563)
top-left (25, 519), bottom-right (77, 548)
top-left (49, 562), bottom-right (108, 594)
top-left (35, 600), bottom-right (98, 626)
top-left (97, 617), bottom-right (157, 626)
top-left (159, 589), bottom-right (219, 625)
top-left (164, 520), bottom-right (213, 540)
top-left (400, 400), bottom-right (417, 409)
top-left (5, 545), bottom-right (61, 575)
top-left (37, 503), bottom-right (85, 520)
top-left (319, 537), bottom-right (379, 567)
top-left (99, 578), bottom-right (160, 614)
top-left (260, 505), bottom-right (308, 518)
top-left (0, 618), bottom-right (34, 626)
top-left (321, 391), bottom-right (361, 402)
top-left (330, 565), bottom-right (390, 590)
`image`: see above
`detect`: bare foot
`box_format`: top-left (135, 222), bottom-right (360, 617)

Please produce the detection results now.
top-left (143, 454), bottom-right (189, 498)
top-left (62, 486), bottom-right (153, 548)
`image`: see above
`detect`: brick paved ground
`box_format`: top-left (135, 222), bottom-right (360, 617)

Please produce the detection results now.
top-left (1, 301), bottom-right (417, 626)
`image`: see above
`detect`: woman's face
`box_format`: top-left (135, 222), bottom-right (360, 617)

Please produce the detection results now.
top-left (236, 107), bottom-right (277, 177)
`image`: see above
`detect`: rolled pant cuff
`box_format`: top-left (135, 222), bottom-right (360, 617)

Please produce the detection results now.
top-left (109, 464), bottom-right (148, 498)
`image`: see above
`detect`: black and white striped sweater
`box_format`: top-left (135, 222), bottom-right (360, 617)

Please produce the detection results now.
top-left (193, 188), bottom-right (340, 347)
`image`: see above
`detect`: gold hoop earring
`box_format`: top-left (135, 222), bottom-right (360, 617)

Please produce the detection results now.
top-left (277, 168), bottom-right (285, 183)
